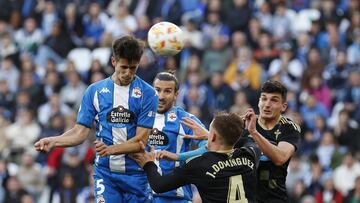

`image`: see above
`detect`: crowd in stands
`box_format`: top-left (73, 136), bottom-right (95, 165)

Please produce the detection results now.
top-left (0, 0), bottom-right (359, 202)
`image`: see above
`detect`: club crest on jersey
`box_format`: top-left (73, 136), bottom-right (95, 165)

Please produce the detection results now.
top-left (148, 128), bottom-right (169, 146)
top-left (106, 105), bottom-right (135, 127)
top-left (131, 87), bottom-right (142, 98)
top-left (167, 112), bottom-right (177, 122)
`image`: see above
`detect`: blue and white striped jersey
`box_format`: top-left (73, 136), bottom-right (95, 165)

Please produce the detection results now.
top-left (149, 106), bottom-right (205, 200)
top-left (77, 76), bottom-right (158, 173)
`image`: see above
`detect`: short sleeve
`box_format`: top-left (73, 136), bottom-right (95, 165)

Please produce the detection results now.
top-left (279, 123), bottom-right (301, 151)
top-left (137, 88), bottom-right (158, 129)
top-left (77, 86), bottom-right (97, 128)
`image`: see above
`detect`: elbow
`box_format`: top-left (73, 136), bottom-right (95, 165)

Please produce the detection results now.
top-left (273, 156), bottom-right (288, 166)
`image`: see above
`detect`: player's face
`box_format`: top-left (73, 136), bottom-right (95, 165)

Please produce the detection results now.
top-left (154, 79), bottom-right (178, 114)
top-left (258, 92), bottom-right (287, 120)
top-left (111, 57), bottom-right (139, 86)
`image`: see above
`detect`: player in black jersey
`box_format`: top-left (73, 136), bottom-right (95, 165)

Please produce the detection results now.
top-left (237, 80), bottom-right (301, 203)
top-left (130, 112), bottom-right (261, 203)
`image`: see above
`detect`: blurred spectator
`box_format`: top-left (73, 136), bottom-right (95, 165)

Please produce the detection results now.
top-left (60, 70), bottom-right (86, 109)
top-left (300, 94), bottom-right (329, 131)
top-left (4, 176), bottom-right (29, 203)
top-left (82, 2), bottom-right (108, 49)
top-left (0, 56), bottom-right (20, 93)
top-left (201, 35), bottom-right (231, 74)
top-left (51, 172), bottom-right (79, 203)
top-left (0, 79), bottom-right (15, 112)
top-left (4, 108), bottom-right (40, 160)
top-left (323, 50), bottom-right (352, 102)
top-left (334, 151), bottom-right (360, 196)
top-left (347, 30), bottom-right (360, 65)
top-left (208, 71), bottom-right (234, 111)
top-left (296, 32), bottom-right (311, 66)
top-left (225, 46), bottom-right (263, 91)
top-left (304, 155), bottom-right (324, 195)
top-left (14, 17), bottom-right (44, 55)
top-left (224, 0), bottom-right (251, 33)
top-left (302, 73), bottom-right (332, 112)
top-left (343, 69), bottom-right (360, 121)
top-left (105, 3), bottom-right (138, 38)
top-left (271, 2), bottom-right (293, 44)
top-left (133, 15), bottom-right (151, 41)
top-left (0, 33), bottom-right (19, 62)
top-left (229, 90), bottom-right (251, 115)
top-left (201, 11), bottom-right (230, 47)
top-left (180, 18), bottom-right (204, 51)
top-left (37, 93), bottom-right (72, 127)
top-left (344, 10), bottom-right (360, 46)
top-left (318, 0), bottom-right (342, 30)
top-left (35, 21), bottom-right (75, 69)
top-left (18, 71), bottom-right (45, 108)
top-left (320, 21), bottom-right (345, 64)
top-left (314, 175), bottom-right (343, 203)
top-left (179, 53), bottom-right (207, 83)
top-left (86, 59), bottom-right (108, 84)
top-left (40, 70), bottom-right (63, 99)
top-left (288, 180), bottom-right (308, 203)
top-left (255, 1), bottom-right (272, 32)
top-left (301, 47), bottom-right (325, 90)
top-left (41, 1), bottom-right (59, 37)
top-left (286, 155), bottom-right (308, 193)
top-left (269, 42), bottom-right (304, 92)
top-left (316, 131), bottom-right (337, 170)
top-left (254, 31), bottom-right (279, 71)
top-left (17, 152), bottom-right (45, 202)
top-left (62, 2), bottom-right (84, 47)
top-left (247, 17), bottom-right (262, 48)
top-left (333, 109), bottom-right (360, 152)
top-left (0, 113), bottom-right (10, 157)
top-left (344, 176), bottom-right (360, 203)
top-left (229, 31), bottom-right (248, 58)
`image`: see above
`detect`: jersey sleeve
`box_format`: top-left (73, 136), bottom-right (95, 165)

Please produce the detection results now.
top-left (178, 144), bottom-right (208, 161)
top-left (77, 86), bottom-right (96, 128)
top-left (279, 121), bottom-right (301, 151)
top-left (137, 88), bottom-right (158, 129)
top-left (143, 161), bottom-right (190, 193)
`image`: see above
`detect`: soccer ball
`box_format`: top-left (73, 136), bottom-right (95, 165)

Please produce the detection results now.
top-left (147, 22), bottom-right (184, 56)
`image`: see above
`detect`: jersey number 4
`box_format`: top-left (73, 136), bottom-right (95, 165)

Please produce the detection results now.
top-left (227, 175), bottom-right (248, 203)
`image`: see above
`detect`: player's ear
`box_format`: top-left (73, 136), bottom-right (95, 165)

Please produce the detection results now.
top-left (281, 102), bottom-right (288, 113)
top-left (111, 56), bottom-right (116, 67)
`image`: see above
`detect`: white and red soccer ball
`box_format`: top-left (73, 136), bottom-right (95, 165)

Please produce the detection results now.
top-left (147, 21), bottom-right (184, 56)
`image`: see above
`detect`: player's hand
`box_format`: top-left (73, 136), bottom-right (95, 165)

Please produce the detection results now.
top-left (181, 117), bottom-right (209, 140)
top-left (129, 141), bottom-right (155, 168)
top-left (34, 137), bottom-right (56, 153)
top-left (244, 108), bottom-right (257, 134)
top-left (155, 150), bottom-right (179, 161)
top-left (94, 140), bottom-right (111, 157)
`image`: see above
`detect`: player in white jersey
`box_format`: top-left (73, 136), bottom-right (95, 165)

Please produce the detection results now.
top-left (35, 36), bottom-right (158, 203)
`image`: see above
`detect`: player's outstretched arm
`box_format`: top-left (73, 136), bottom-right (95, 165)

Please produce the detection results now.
top-left (34, 124), bottom-right (91, 153)
top-left (245, 109), bottom-right (295, 165)
top-left (96, 127), bottom-right (152, 156)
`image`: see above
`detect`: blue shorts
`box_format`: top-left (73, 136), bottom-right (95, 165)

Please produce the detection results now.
top-left (152, 196), bottom-right (191, 203)
top-left (94, 166), bottom-right (152, 203)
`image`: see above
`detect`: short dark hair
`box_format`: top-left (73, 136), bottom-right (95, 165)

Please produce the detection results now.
top-left (112, 36), bottom-right (144, 62)
top-left (154, 71), bottom-right (179, 92)
top-left (212, 112), bottom-right (245, 146)
top-left (261, 80), bottom-right (287, 101)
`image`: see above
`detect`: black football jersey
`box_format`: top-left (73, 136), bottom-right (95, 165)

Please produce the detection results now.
top-left (235, 116), bottom-right (301, 203)
top-left (144, 146), bottom-right (261, 203)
